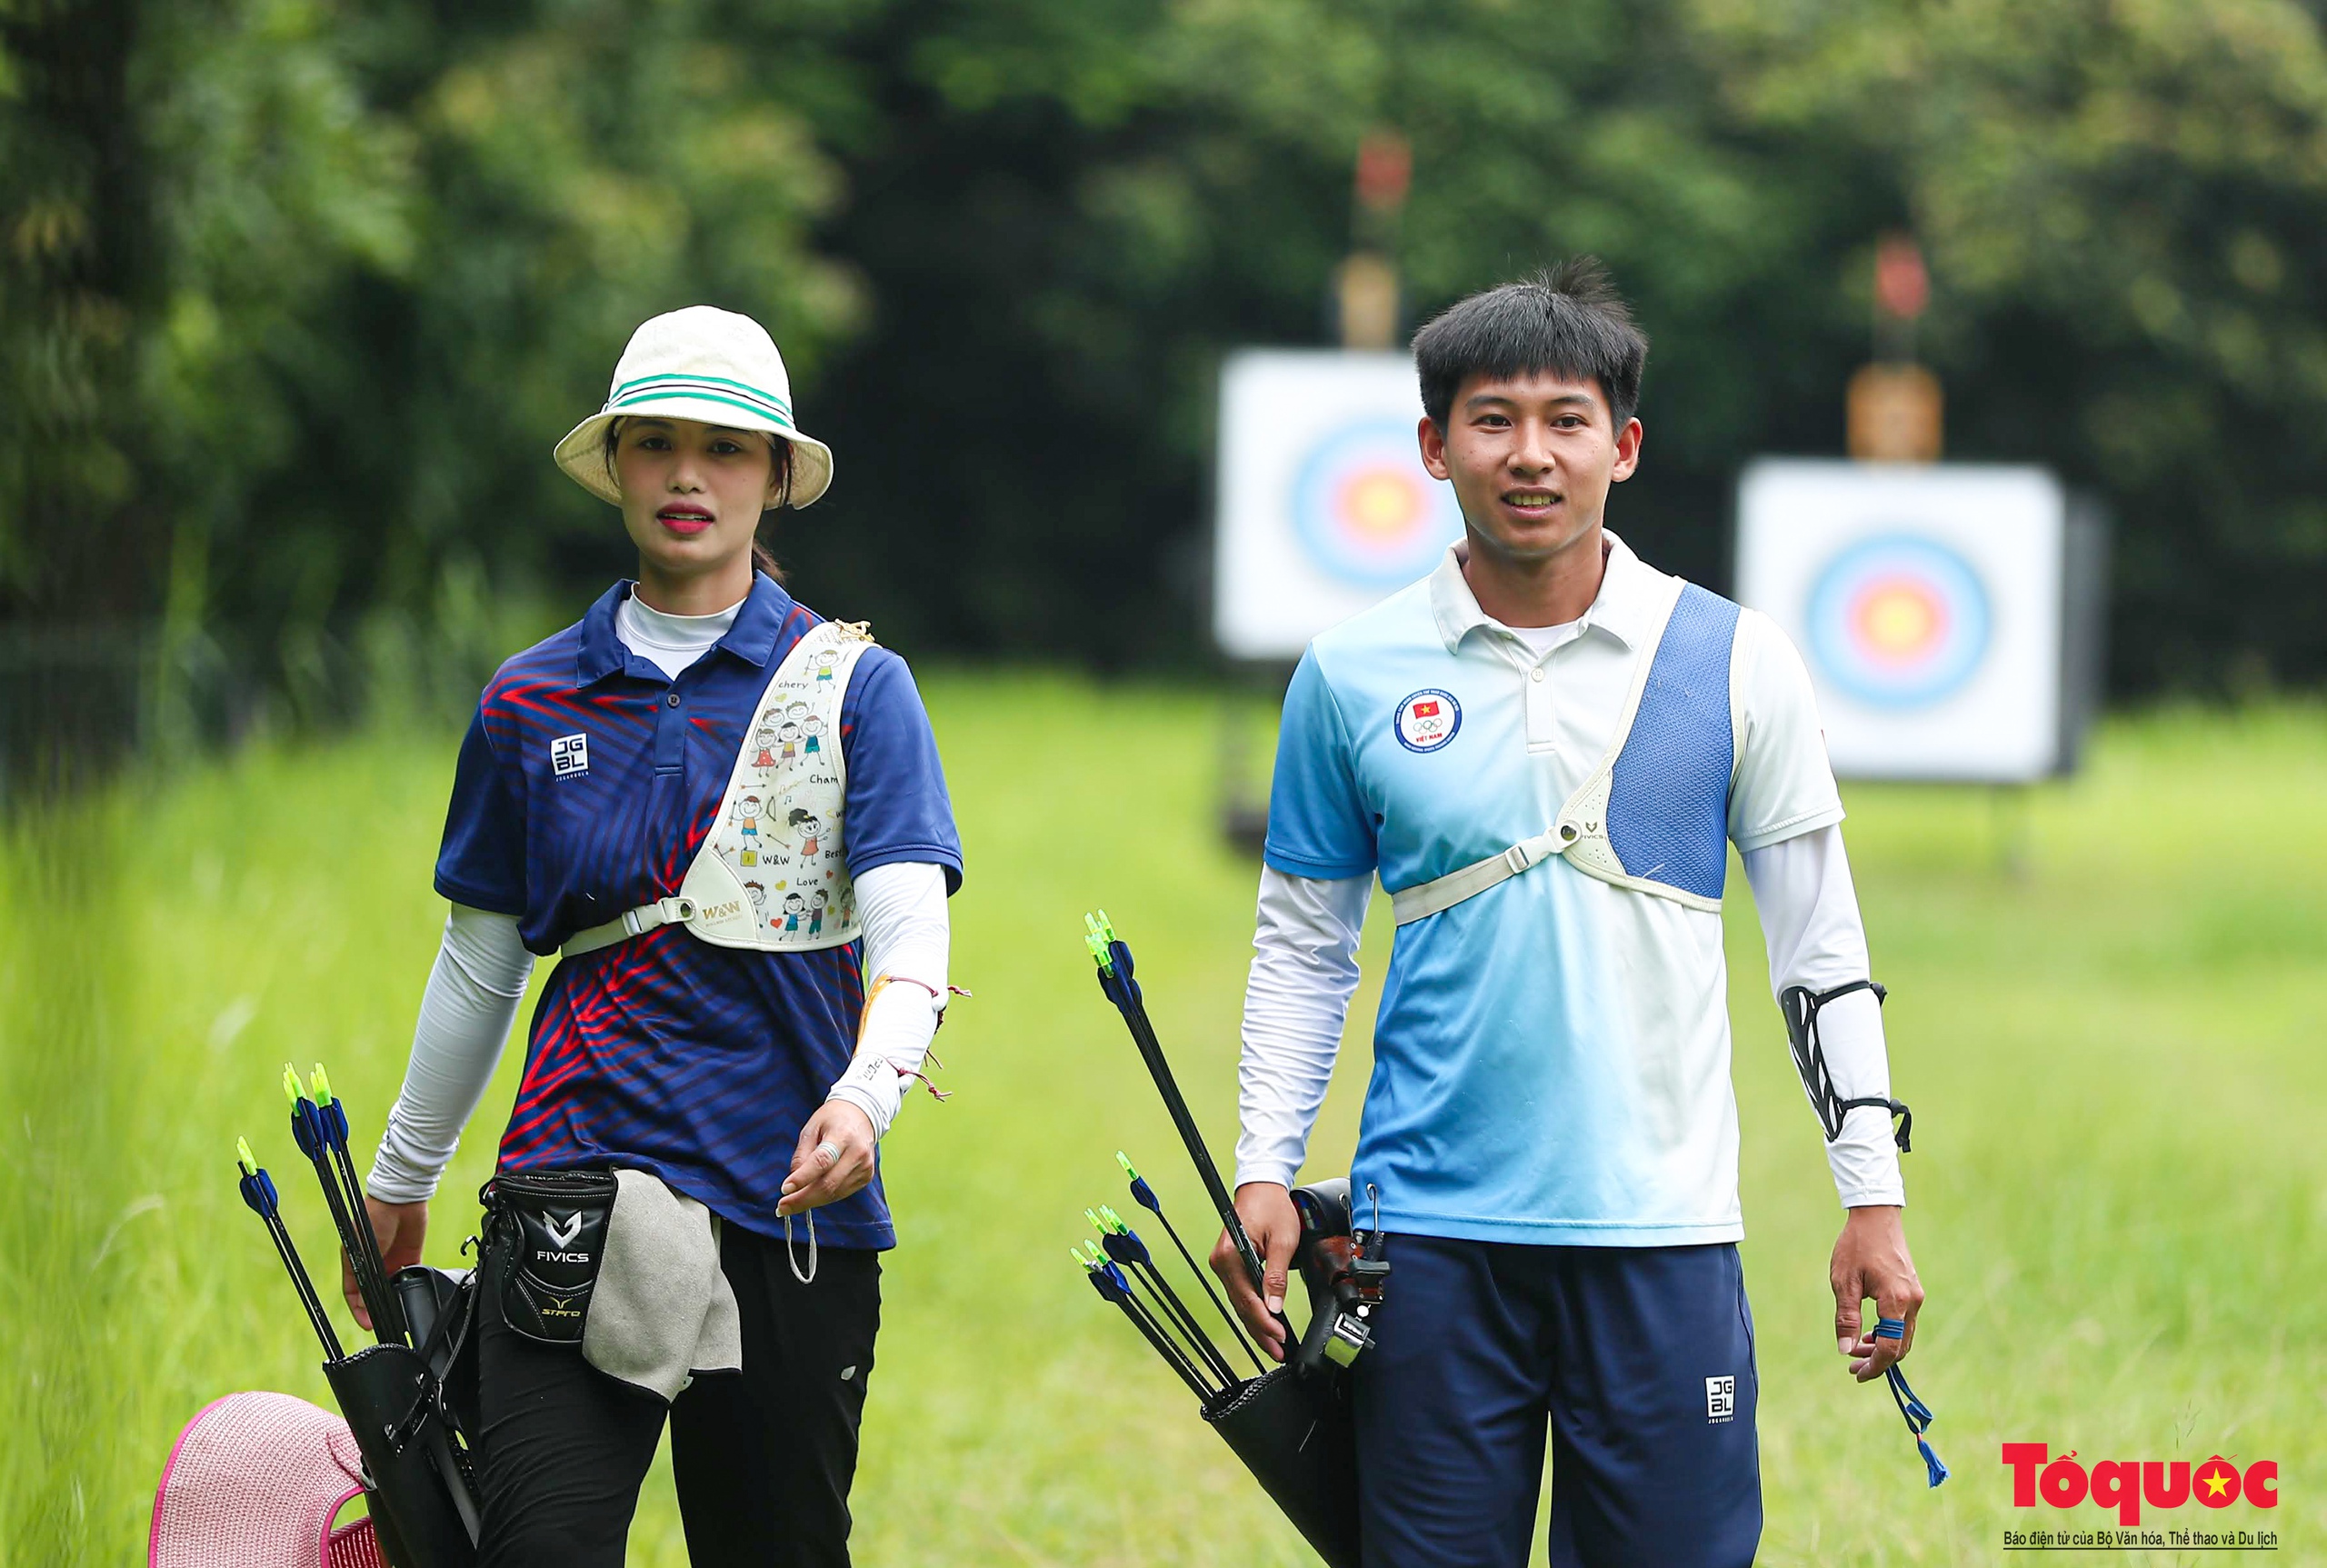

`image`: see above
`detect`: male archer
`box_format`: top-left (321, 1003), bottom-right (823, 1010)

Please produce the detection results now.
top-left (1213, 260), bottom-right (1923, 1566)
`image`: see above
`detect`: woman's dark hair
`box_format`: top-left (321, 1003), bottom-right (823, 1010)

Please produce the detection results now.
top-left (1412, 256), bottom-right (1649, 431)
top-left (601, 416), bottom-right (794, 582)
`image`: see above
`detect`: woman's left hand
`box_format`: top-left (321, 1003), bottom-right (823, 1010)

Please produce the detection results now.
top-left (778, 1100), bottom-right (878, 1216)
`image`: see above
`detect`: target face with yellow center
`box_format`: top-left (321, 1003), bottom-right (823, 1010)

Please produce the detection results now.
top-left (1807, 534), bottom-right (1992, 708)
top-left (1291, 419), bottom-right (1463, 587)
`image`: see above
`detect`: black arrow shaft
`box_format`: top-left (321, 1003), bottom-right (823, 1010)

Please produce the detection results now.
top-left (1146, 1202), bottom-right (1266, 1373)
top-left (1116, 1286), bottom-right (1216, 1397)
top-left (263, 1211), bottom-right (343, 1360)
top-left (1126, 1260), bottom-right (1235, 1385)
top-left (1104, 950), bottom-right (1267, 1293)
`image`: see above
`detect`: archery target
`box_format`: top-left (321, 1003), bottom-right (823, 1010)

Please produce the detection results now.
top-left (1805, 535), bottom-right (1992, 708)
top-left (1736, 460), bottom-right (2067, 782)
top-left (1291, 420), bottom-right (1463, 587)
top-left (1214, 351), bottom-right (1464, 660)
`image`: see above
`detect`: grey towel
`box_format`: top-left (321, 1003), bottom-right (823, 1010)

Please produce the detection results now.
top-left (582, 1169), bottom-right (743, 1401)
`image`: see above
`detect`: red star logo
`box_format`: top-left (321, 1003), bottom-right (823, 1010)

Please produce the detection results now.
top-left (2192, 1455), bottom-right (2240, 1507)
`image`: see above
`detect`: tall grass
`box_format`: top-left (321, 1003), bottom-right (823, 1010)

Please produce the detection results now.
top-left (0, 681), bottom-right (2319, 1564)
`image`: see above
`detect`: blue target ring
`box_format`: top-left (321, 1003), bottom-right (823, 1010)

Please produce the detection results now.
top-left (1807, 534), bottom-right (1992, 709)
top-left (1290, 419), bottom-right (1463, 586)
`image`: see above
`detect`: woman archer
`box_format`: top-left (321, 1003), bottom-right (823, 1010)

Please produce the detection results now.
top-left (358, 305), bottom-right (964, 1567)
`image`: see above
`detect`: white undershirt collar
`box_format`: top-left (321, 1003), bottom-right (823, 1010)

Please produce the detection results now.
top-left (617, 586), bottom-right (745, 680)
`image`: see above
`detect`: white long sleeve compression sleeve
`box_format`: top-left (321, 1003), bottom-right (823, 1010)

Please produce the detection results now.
top-left (1741, 823), bottom-right (1906, 1209)
top-left (823, 860), bottom-right (953, 1138)
top-left (1233, 868), bottom-right (1373, 1190)
top-left (368, 904), bottom-right (535, 1203)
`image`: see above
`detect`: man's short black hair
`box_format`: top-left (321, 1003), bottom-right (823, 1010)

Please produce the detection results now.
top-left (1412, 257), bottom-right (1648, 431)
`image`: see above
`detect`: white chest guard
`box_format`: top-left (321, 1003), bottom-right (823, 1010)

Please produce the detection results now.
top-left (562, 620), bottom-right (878, 958)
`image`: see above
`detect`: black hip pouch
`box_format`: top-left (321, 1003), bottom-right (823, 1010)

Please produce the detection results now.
top-left (482, 1168), bottom-right (618, 1347)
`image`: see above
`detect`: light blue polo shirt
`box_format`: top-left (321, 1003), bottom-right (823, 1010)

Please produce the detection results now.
top-left (1265, 536), bottom-right (1843, 1245)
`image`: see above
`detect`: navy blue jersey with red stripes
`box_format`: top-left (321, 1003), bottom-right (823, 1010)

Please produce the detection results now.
top-left (434, 573), bottom-right (963, 1246)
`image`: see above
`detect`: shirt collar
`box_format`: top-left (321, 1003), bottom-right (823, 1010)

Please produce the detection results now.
top-left (575, 571), bottom-right (796, 686)
top-left (1426, 530), bottom-right (1662, 655)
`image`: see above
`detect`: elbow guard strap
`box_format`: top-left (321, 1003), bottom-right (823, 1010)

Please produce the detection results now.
top-left (1780, 980), bottom-right (1912, 1153)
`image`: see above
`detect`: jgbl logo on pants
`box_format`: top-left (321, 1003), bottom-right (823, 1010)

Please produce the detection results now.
top-left (1705, 1375), bottom-right (1735, 1423)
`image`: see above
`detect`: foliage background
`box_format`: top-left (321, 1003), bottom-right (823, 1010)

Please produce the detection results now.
top-left (5, 0), bottom-right (2327, 695)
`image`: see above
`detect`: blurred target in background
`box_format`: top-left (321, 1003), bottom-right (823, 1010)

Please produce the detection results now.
top-left (1213, 352), bottom-right (1463, 661)
top-left (1805, 534), bottom-right (1992, 709)
top-left (1736, 460), bottom-right (2106, 783)
top-left (1290, 419), bottom-right (1462, 588)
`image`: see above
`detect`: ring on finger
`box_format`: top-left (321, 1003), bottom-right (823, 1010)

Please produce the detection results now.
top-left (815, 1140), bottom-right (843, 1167)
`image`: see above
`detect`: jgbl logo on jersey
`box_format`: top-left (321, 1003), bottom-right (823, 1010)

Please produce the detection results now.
top-left (1393, 689), bottom-right (1462, 754)
top-left (551, 733), bottom-right (589, 778)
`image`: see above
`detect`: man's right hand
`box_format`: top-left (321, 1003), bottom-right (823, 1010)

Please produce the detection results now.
top-left (1211, 1181), bottom-right (1300, 1363)
top-left (346, 1196), bottom-right (429, 1331)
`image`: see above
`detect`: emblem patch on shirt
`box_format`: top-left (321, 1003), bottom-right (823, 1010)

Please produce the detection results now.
top-left (1706, 1374), bottom-right (1735, 1423)
top-left (1393, 688), bottom-right (1462, 753)
top-left (550, 733), bottom-right (590, 779)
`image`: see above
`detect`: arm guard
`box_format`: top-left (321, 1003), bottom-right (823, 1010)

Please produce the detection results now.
top-left (1779, 980), bottom-right (1913, 1154)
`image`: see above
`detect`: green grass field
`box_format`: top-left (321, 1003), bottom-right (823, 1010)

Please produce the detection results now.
top-left (3, 676), bottom-right (2321, 1565)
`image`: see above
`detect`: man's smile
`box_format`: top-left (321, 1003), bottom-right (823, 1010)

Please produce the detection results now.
top-left (1500, 487), bottom-right (1563, 517)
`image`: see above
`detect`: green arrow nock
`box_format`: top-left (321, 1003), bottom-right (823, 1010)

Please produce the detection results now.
top-left (1099, 1205), bottom-right (1130, 1233)
top-left (309, 1064), bottom-right (334, 1107)
top-left (1115, 1151), bottom-right (1139, 1181)
top-left (281, 1064), bottom-right (305, 1105)
top-left (1084, 1207), bottom-right (1105, 1234)
top-left (236, 1136), bottom-right (258, 1176)
top-left (1083, 911), bottom-right (1117, 973)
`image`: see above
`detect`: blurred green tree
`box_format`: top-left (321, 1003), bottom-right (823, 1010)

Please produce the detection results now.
top-left (4, 0), bottom-right (862, 714)
top-left (798, 0), bottom-right (2327, 689)
top-left (4, 0), bottom-right (2323, 709)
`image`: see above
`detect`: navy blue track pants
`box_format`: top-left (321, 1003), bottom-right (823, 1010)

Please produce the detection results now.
top-left (1353, 1235), bottom-right (1762, 1568)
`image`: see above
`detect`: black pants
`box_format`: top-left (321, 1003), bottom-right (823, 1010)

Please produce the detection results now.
top-left (474, 1224), bottom-right (881, 1568)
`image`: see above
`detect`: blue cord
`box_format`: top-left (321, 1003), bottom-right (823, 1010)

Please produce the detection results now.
top-left (1883, 1359), bottom-right (1948, 1487)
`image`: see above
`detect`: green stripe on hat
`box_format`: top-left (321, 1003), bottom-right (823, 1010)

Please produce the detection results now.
top-left (611, 371), bottom-right (793, 418)
top-left (605, 387), bottom-right (800, 430)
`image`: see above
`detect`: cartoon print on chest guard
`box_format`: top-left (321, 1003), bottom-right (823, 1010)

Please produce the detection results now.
top-left (661, 619), bottom-right (875, 955)
top-left (733, 794), bottom-right (764, 864)
top-left (788, 808), bottom-right (824, 858)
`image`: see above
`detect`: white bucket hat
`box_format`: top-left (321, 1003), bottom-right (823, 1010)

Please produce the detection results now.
top-left (554, 305), bottom-right (835, 508)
